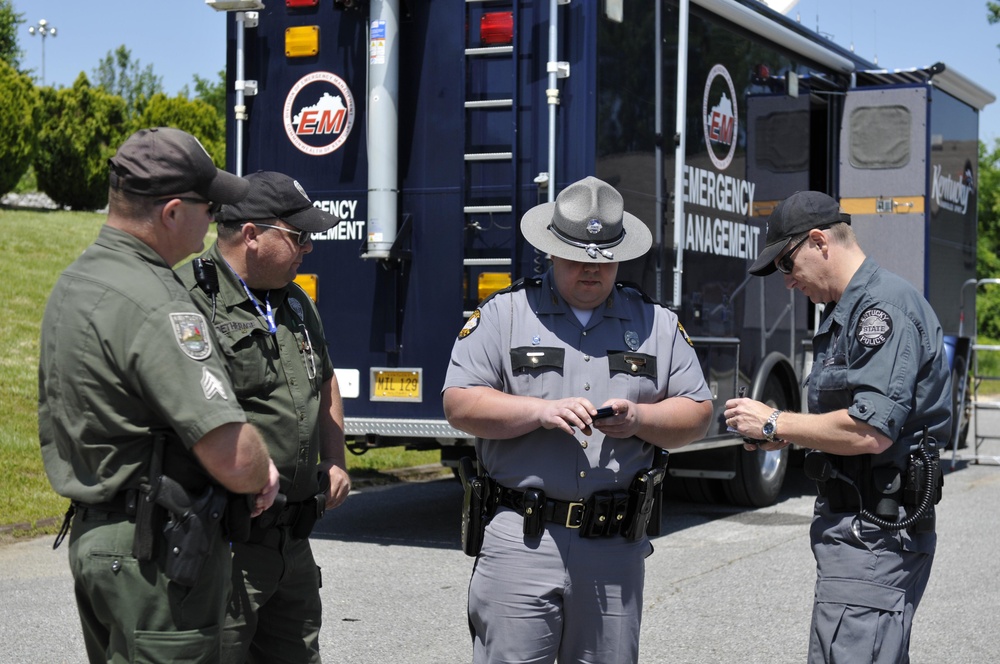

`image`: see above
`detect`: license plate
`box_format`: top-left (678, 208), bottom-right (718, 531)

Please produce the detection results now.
top-left (370, 368), bottom-right (422, 402)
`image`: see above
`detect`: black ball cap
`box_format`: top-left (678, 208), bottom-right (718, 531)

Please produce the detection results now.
top-left (748, 191), bottom-right (851, 276)
top-left (108, 127), bottom-right (249, 204)
top-left (215, 171), bottom-right (339, 232)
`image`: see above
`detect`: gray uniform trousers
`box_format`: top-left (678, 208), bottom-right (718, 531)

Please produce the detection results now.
top-left (807, 501), bottom-right (935, 664)
top-left (469, 508), bottom-right (650, 664)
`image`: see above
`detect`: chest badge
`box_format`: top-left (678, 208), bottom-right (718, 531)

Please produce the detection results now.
top-left (289, 297), bottom-right (305, 321)
top-left (624, 330), bottom-right (640, 351)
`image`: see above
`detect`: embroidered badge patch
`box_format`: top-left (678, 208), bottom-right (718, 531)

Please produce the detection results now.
top-left (855, 308), bottom-right (892, 348)
top-left (170, 312), bottom-right (212, 360)
top-left (458, 309), bottom-right (481, 340)
top-left (677, 322), bottom-right (694, 347)
top-left (289, 297), bottom-right (305, 321)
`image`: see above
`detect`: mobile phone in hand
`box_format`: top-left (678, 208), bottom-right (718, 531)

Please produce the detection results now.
top-left (593, 406), bottom-right (616, 420)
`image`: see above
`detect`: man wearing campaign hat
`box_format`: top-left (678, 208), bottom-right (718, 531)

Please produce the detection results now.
top-left (178, 170), bottom-right (350, 664)
top-left (39, 127), bottom-right (279, 662)
top-left (442, 176), bottom-right (713, 663)
top-left (724, 191), bottom-right (951, 663)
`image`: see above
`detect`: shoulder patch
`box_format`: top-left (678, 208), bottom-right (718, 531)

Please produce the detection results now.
top-left (677, 322), bottom-right (694, 347)
top-left (170, 312), bottom-right (212, 360)
top-left (855, 307), bottom-right (892, 348)
top-left (458, 309), bottom-right (481, 340)
top-left (288, 297), bottom-right (305, 321)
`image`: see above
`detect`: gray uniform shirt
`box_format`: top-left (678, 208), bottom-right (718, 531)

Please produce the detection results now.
top-left (39, 226), bottom-right (246, 503)
top-left (444, 270), bottom-right (712, 501)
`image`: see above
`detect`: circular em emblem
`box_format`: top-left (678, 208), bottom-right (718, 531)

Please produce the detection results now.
top-left (284, 71), bottom-right (356, 156)
top-left (702, 64), bottom-right (738, 171)
top-left (855, 308), bottom-right (893, 348)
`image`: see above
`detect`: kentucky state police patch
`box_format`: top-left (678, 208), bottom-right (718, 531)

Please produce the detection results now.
top-left (458, 309), bottom-right (481, 340)
top-left (170, 312), bottom-right (213, 360)
top-left (855, 307), bottom-right (892, 348)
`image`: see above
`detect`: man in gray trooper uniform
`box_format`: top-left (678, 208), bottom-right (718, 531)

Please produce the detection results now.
top-left (443, 176), bottom-right (714, 664)
top-left (39, 127), bottom-right (279, 663)
top-left (724, 191), bottom-right (951, 663)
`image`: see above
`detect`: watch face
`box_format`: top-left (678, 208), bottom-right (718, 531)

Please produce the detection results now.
top-left (763, 422), bottom-right (775, 436)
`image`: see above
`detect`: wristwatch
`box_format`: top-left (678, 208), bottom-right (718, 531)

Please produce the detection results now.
top-left (762, 409), bottom-right (782, 443)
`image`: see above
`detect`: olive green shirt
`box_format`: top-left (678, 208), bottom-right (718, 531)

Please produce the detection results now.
top-left (179, 242), bottom-right (334, 502)
top-left (39, 226), bottom-right (247, 504)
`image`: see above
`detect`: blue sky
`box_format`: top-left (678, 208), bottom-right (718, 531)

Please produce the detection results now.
top-left (14, 0), bottom-right (1000, 144)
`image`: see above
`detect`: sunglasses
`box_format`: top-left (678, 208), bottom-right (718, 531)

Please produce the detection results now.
top-left (252, 223), bottom-right (312, 246)
top-left (155, 197), bottom-right (222, 217)
top-left (776, 234), bottom-right (810, 275)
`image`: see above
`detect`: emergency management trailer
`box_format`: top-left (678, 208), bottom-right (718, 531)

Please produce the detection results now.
top-left (209, 0), bottom-right (993, 506)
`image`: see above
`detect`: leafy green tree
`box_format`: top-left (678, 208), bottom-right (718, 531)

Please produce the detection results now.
top-left (0, 59), bottom-right (37, 194)
top-left (0, 0), bottom-right (23, 71)
top-left (91, 45), bottom-right (163, 118)
top-left (136, 92), bottom-right (226, 166)
top-left (34, 73), bottom-right (130, 210)
top-left (191, 69), bottom-right (226, 118)
top-left (977, 139), bottom-right (1000, 338)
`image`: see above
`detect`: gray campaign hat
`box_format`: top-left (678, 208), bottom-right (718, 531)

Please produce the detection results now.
top-left (108, 127), bottom-right (248, 204)
top-left (748, 191), bottom-right (851, 276)
top-left (520, 176), bottom-right (652, 263)
top-left (215, 171), bottom-right (339, 232)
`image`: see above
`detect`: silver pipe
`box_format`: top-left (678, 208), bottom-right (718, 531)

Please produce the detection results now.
top-left (365, 0), bottom-right (400, 258)
top-left (546, 0), bottom-right (558, 202)
top-left (672, 0), bottom-right (690, 309)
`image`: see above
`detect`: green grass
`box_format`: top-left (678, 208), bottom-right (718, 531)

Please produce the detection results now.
top-left (0, 208), bottom-right (439, 539)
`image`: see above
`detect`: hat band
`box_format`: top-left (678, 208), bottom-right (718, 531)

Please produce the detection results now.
top-left (547, 223), bottom-right (626, 260)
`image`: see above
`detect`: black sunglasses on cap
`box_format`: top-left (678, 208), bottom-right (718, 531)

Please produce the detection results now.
top-left (155, 197), bottom-right (222, 216)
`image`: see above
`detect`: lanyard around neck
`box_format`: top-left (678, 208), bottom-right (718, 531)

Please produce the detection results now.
top-left (226, 262), bottom-right (277, 334)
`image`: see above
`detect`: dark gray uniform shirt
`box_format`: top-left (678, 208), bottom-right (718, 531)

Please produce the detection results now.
top-left (39, 226), bottom-right (246, 503)
top-left (809, 257), bottom-right (952, 479)
top-left (444, 270), bottom-right (713, 501)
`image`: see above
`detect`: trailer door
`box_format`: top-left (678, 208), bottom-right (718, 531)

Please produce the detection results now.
top-left (838, 87), bottom-right (929, 295)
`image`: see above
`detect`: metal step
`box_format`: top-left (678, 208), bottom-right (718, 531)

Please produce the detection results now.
top-left (465, 99), bottom-right (513, 109)
top-left (465, 46), bottom-right (514, 56)
top-left (464, 204), bottom-right (512, 214)
top-left (463, 258), bottom-right (513, 266)
top-left (465, 151), bottom-right (513, 161)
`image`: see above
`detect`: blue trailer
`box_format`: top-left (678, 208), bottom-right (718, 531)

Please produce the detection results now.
top-left (209, 0), bottom-right (993, 506)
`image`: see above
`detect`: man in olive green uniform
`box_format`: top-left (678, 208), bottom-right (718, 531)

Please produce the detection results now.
top-left (39, 127), bottom-right (280, 663)
top-left (179, 171), bottom-right (351, 663)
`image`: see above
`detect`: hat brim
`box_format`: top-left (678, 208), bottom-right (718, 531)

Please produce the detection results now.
top-left (284, 204), bottom-right (340, 233)
top-left (748, 236), bottom-right (792, 276)
top-left (520, 203), bottom-right (652, 263)
top-left (200, 169), bottom-right (251, 205)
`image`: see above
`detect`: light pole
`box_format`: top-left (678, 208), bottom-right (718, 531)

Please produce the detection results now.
top-left (27, 19), bottom-right (57, 86)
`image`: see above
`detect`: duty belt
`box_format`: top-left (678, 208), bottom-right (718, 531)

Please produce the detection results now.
top-left (74, 489), bottom-right (139, 521)
top-left (497, 486), bottom-right (586, 528)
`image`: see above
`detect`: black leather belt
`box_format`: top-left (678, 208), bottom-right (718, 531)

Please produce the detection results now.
top-left (497, 486), bottom-right (586, 529)
top-left (75, 489), bottom-right (139, 521)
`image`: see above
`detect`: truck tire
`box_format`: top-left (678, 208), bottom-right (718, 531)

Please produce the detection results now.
top-left (722, 376), bottom-right (789, 507)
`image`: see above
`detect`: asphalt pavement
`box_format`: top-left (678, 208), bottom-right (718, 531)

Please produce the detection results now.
top-left (3, 409), bottom-right (998, 663)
